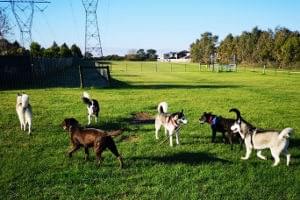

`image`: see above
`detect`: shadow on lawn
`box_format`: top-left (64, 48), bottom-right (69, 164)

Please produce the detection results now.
top-left (110, 78), bottom-right (242, 90)
top-left (130, 152), bottom-right (231, 166)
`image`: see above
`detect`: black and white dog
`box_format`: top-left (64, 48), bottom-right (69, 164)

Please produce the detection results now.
top-left (155, 102), bottom-right (188, 147)
top-left (230, 108), bottom-right (293, 166)
top-left (16, 93), bottom-right (32, 134)
top-left (199, 112), bottom-right (242, 150)
top-left (82, 92), bottom-right (100, 125)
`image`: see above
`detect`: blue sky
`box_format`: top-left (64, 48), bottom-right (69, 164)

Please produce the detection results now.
top-left (2, 0), bottom-right (300, 56)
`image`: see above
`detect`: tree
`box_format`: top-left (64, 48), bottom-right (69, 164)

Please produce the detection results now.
top-left (253, 30), bottom-right (274, 64)
top-left (146, 49), bottom-right (158, 60)
top-left (0, 9), bottom-right (11, 39)
top-left (273, 27), bottom-right (292, 66)
top-left (30, 42), bottom-right (43, 57)
top-left (218, 33), bottom-right (236, 64)
top-left (136, 49), bottom-right (146, 60)
top-left (50, 41), bottom-right (60, 57)
top-left (71, 44), bottom-right (83, 58)
top-left (281, 36), bottom-right (300, 66)
top-left (59, 43), bottom-right (72, 57)
top-left (190, 32), bottom-right (218, 64)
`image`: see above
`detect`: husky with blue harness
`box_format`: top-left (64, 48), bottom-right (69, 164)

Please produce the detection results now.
top-left (199, 112), bottom-right (242, 150)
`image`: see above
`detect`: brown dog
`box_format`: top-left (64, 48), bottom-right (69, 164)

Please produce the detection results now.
top-left (61, 118), bottom-right (123, 168)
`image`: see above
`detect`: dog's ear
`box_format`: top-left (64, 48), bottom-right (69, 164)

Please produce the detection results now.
top-left (237, 119), bottom-right (241, 124)
top-left (174, 114), bottom-right (179, 120)
top-left (181, 109), bottom-right (184, 113)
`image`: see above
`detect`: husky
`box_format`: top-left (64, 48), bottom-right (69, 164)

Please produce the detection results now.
top-left (155, 102), bottom-right (188, 147)
top-left (82, 92), bottom-right (100, 125)
top-left (16, 93), bottom-right (32, 134)
top-left (230, 108), bottom-right (292, 166)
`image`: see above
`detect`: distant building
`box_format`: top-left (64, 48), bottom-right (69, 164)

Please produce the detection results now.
top-left (158, 50), bottom-right (191, 62)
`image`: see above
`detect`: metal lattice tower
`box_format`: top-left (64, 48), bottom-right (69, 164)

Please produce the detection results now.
top-left (82, 0), bottom-right (103, 58)
top-left (0, 0), bottom-right (50, 47)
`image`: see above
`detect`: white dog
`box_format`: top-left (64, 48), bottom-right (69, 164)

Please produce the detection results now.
top-left (82, 92), bottom-right (100, 125)
top-left (16, 93), bottom-right (32, 134)
top-left (230, 108), bottom-right (292, 166)
top-left (155, 102), bottom-right (188, 147)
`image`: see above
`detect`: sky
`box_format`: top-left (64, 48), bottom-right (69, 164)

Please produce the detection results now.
top-left (1, 0), bottom-right (300, 56)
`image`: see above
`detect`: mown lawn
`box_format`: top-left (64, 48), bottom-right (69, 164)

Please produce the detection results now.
top-left (0, 63), bottom-right (299, 199)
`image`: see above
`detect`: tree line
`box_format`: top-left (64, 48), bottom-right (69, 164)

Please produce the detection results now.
top-left (0, 38), bottom-right (83, 58)
top-left (190, 27), bottom-right (300, 67)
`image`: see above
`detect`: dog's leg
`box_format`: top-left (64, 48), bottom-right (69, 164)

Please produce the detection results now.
top-left (228, 134), bottom-right (233, 150)
top-left (27, 121), bottom-right (31, 135)
top-left (256, 150), bottom-right (267, 160)
top-left (68, 145), bottom-right (80, 157)
top-left (84, 147), bottom-right (89, 161)
top-left (155, 120), bottom-right (161, 140)
top-left (211, 129), bottom-right (216, 143)
top-left (175, 131), bottom-right (180, 145)
top-left (241, 146), bottom-right (252, 160)
top-left (106, 137), bottom-right (123, 168)
top-left (88, 115), bottom-right (91, 125)
top-left (169, 131), bottom-right (173, 147)
top-left (270, 148), bottom-right (280, 166)
top-left (282, 149), bottom-right (291, 166)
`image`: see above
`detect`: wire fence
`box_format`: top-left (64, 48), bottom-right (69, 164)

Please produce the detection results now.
top-left (109, 61), bottom-right (300, 74)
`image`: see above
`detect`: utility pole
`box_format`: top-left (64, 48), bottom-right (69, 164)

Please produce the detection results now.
top-left (82, 0), bottom-right (103, 58)
top-left (0, 0), bottom-right (50, 47)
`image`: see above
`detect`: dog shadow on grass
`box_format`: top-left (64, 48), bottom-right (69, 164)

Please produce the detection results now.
top-left (130, 152), bottom-right (231, 166)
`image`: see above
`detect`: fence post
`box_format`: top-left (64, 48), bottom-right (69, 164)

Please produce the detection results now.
top-left (185, 64), bottom-right (186, 72)
top-left (126, 63), bottom-right (128, 72)
top-left (156, 63), bottom-right (158, 72)
top-left (263, 64), bottom-right (266, 74)
top-left (171, 63), bottom-right (173, 72)
top-left (79, 65), bottom-right (83, 88)
top-left (198, 63), bottom-right (201, 72)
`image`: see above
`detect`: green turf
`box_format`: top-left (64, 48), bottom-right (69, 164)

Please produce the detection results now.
top-left (0, 62), bottom-right (299, 199)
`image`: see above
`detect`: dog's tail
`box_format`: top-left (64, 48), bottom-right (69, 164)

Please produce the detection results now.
top-left (229, 108), bottom-right (241, 120)
top-left (107, 129), bottom-right (124, 137)
top-left (82, 92), bottom-right (91, 105)
top-left (21, 94), bottom-right (29, 109)
top-left (157, 102), bottom-right (168, 114)
top-left (278, 127), bottom-right (293, 140)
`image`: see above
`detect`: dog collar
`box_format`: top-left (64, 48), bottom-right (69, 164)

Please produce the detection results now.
top-left (209, 116), bottom-right (217, 125)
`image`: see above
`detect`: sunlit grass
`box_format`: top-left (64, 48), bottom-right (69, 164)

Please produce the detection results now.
top-left (0, 65), bottom-right (299, 199)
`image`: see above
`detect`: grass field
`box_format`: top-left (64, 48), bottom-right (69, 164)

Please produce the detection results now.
top-left (0, 62), bottom-right (300, 199)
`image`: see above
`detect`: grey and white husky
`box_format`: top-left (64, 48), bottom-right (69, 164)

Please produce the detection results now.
top-left (155, 102), bottom-right (187, 147)
top-left (16, 93), bottom-right (32, 134)
top-left (230, 108), bottom-right (292, 166)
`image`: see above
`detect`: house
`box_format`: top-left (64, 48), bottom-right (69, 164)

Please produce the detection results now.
top-left (158, 50), bottom-right (191, 62)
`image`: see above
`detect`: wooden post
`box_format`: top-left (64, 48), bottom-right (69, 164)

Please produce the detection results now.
top-left (126, 63), bottom-right (128, 72)
top-left (171, 63), bottom-right (173, 72)
top-left (198, 63), bottom-right (201, 72)
top-left (79, 65), bottom-right (83, 88)
top-left (263, 64), bottom-right (266, 74)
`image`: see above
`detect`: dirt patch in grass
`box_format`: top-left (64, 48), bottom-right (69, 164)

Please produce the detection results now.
top-left (130, 112), bottom-right (155, 124)
top-left (120, 135), bottom-right (139, 143)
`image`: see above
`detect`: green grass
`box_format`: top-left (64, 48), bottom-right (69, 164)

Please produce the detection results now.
top-left (1, 62), bottom-right (300, 199)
